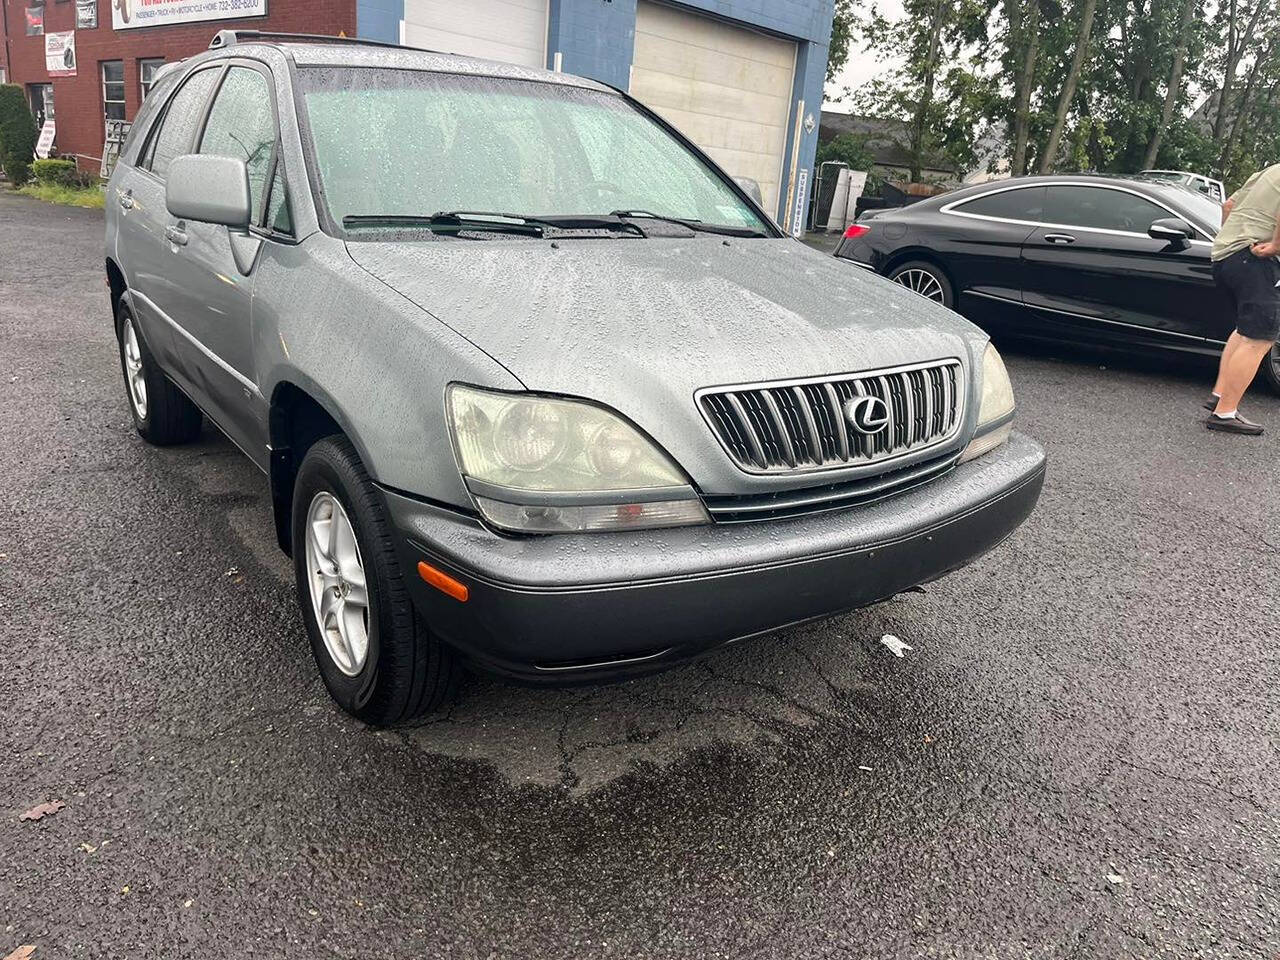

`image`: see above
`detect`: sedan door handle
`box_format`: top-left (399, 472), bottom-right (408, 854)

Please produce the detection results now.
top-left (165, 225), bottom-right (189, 247)
top-left (1043, 233), bottom-right (1076, 244)
top-left (118, 191), bottom-right (134, 210)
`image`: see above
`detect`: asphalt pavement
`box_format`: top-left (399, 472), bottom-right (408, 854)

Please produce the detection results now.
top-left (2, 190), bottom-right (1277, 958)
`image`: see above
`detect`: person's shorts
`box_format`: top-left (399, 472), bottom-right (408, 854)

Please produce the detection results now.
top-left (1213, 247), bottom-right (1280, 341)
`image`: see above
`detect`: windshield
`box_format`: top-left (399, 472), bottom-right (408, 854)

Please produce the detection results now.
top-left (297, 67), bottom-right (772, 237)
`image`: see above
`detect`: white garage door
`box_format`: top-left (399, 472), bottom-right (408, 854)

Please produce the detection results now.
top-left (402, 0), bottom-right (548, 69)
top-left (630, 1), bottom-right (797, 216)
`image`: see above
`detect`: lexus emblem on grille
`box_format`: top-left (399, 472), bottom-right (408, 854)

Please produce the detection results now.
top-left (844, 395), bottom-right (890, 435)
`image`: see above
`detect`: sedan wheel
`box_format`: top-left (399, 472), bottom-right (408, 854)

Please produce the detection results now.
top-left (893, 268), bottom-right (946, 302)
top-left (304, 491), bottom-right (370, 677)
top-left (1265, 341), bottom-right (1280, 395)
top-left (888, 261), bottom-right (954, 308)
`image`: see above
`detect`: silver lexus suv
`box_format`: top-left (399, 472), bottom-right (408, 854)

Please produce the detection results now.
top-left (104, 31), bottom-right (1046, 725)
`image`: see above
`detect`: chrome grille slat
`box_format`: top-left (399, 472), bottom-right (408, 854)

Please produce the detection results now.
top-left (698, 359), bottom-right (965, 476)
top-left (759, 390), bottom-right (797, 467)
top-left (821, 381), bottom-right (850, 461)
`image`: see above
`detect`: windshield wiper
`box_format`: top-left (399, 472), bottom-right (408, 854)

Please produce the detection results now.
top-left (342, 212), bottom-right (543, 236)
top-left (610, 209), bottom-right (768, 238)
top-left (342, 211), bottom-right (646, 238)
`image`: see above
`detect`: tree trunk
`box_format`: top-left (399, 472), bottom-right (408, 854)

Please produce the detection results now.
top-left (909, 0), bottom-right (947, 181)
top-left (1213, 0), bottom-right (1267, 170)
top-left (1142, 0), bottom-right (1196, 169)
top-left (1213, 0), bottom-right (1240, 146)
top-left (1221, 35), bottom-right (1276, 173)
top-left (1011, 0), bottom-right (1041, 175)
top-left (1038, 0), bottom-right (1098, 173)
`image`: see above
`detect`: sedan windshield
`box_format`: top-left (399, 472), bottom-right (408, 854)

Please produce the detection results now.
top-left (297, 67), bottom-right (771, 237)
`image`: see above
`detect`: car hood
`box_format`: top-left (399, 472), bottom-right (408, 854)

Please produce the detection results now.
top-left (346, 237), bottom-right (988, 492)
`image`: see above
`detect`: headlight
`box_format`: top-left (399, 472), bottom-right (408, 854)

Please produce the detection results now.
top-left (959, 344), bottom-right (1015, 463)
top-left (448, 385), bottom-right (709, 533)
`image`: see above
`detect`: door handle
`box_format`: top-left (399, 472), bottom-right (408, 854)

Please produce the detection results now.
top-left (165, 225), bottom-right (189, 247)
top-left (118, 191), bottom-right (134, 210)
top-left (1044, 233), bottom-right (1076, 244)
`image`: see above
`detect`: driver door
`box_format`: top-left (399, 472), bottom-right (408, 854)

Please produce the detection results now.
top-left (164, 62), bottom-right (281, 461)
top-left (1020, 184), bottom-right (1219, 347)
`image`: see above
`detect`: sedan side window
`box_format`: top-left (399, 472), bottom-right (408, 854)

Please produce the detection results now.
top-left (952, 186), bottom-right (1045, 222)
top-left (147, 69), bottom-right (220, 180)
top-left (198, 67), bottom-right (276, 224)
top-left (1043, 186), bottom-right (1166, 234)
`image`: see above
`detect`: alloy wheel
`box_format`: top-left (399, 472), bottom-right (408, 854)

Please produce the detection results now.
top-left (892, 268), bottom-right (946, 303)
top-left (304, 491), bottom-right (371, 677)
top-left (122, 317), bottom-right (148, 420)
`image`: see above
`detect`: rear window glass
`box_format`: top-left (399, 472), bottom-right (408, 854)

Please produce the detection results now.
top-left (953, 186), bottom-right (1045, 221)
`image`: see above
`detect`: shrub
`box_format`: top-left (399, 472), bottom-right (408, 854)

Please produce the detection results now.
top-left (0, 84), bottom-right (38, 185)
top-left (32, 157), bottom-right (79, 186)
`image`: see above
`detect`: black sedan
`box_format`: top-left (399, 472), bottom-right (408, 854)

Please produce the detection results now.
top-left (835, 174), bottom-right (1280, 391)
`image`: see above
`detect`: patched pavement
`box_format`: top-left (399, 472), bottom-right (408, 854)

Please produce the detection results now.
top-left (1, 191), bottom-right (1277, 957)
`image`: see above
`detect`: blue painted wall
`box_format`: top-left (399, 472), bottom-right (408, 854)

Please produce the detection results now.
top-left (358, 0), bottom-right (835, 224)
top-left (357, 0), bottom-right (403, 42)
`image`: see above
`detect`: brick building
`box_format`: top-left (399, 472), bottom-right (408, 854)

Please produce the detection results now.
top-left (0, 0), bottom-right (356, 171)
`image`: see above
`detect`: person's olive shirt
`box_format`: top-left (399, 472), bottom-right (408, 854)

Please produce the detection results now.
top-left (1212, 162), bottom-right (1280, 260)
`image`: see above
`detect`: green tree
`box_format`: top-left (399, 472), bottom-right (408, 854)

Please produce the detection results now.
top-left (0, 84), bottom-right (38, 186)
top-left (827, 0), bottom-right (856, 87)
top-left (854, 0), bottom-right (991, 180)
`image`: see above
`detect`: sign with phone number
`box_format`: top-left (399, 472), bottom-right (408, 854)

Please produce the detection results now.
top-left (112, 0), bottom-right (267, 31)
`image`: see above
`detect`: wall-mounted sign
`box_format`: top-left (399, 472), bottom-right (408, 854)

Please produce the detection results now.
top-left (76, 0), bottom-right (99, 29)
top-left (35, 121), bottom-right (57, 160)
top-left (112, 0), bottom-right (268, 31)
top-left (25, 6), bottom-right (44, 35)
top-left (791, 167), bottom-right (809, 238)
top-left (45, 31), bottom-right (77, 78)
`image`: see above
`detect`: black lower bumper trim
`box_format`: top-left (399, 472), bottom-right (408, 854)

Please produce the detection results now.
top-left (383, 434), bottom-right (1046, 685)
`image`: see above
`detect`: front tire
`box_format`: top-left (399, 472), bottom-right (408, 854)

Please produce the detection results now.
top-left (888, 260), bottom-right (954, 309)
top-left (292, 435), bottom-right (458, 725)
top-left (116, 301), bottom-right (203, 445)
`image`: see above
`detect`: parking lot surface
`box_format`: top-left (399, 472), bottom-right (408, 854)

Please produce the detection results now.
top-left (2, 191), bottom-right (1277, 958)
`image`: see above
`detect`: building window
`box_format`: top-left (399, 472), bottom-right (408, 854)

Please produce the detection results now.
top-left (139, 59), bottom-right (166, 101)
top-left (102, 61), bottom-right (126, 121)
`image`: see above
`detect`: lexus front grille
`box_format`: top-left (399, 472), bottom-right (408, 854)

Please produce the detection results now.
top-left (698, 359), bottom-right (964, 474)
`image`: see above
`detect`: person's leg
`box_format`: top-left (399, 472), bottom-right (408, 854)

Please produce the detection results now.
top-left (1212, 333), bottom-right (1274, 414)
top-left (1211, 331), bottom-right (1244, 397)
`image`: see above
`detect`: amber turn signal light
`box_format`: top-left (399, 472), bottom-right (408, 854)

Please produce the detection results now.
top-left (417, 561), bottom-right (469, 602)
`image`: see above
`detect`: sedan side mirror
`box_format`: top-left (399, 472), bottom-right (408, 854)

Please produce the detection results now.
top-left (166, 154), bottom-right (252, 229)
top-left (1148, 217), bottom-right (1194, 244)
top-left (734, 176), bottom-right (764, 206)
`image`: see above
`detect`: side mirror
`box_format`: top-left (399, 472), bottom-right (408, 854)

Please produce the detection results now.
top-left (166, 154), bottom-right (251, 229)
top-left (734, 176), bottom-right (764, 206)
top-left (1149, 217), bottom-right (1194, 244)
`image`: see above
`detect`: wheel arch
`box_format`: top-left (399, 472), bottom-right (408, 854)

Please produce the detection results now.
top-left (883, 249), bottom-right (956, 290)
top-left (106, 258), bottom-right (127, 323)
top-left (267, 378), bottom-right (378, 557)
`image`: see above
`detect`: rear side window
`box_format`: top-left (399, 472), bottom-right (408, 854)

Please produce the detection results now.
top-left (1043, 186), bottom-right (1165, 234)
top-left (199, 67), bottom-right (276, 222)
top-left (953, 186), bottom-right (1045, 221)
top-left (147, 69), bottom-right (219, 179)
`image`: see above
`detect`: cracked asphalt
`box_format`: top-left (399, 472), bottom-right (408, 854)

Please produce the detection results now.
top-left (2, 191), bottom-right (1278, 958)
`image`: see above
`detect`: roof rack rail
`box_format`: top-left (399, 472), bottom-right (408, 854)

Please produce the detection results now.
top-left (209, 29), bottom-right (409, 51)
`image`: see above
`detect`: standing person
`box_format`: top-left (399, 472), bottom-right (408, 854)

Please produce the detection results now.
top-left (1205, 162), bottom-right (1280, 435)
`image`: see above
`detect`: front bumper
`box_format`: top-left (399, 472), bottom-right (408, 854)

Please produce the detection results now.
top-left (383, 432), bottom-right (1046, 683)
